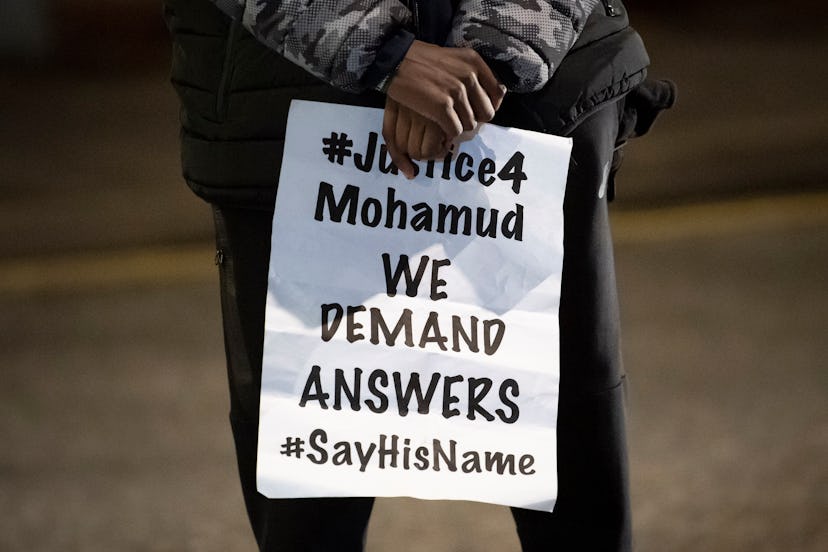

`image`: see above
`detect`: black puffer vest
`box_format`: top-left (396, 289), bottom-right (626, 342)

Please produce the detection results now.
top-left (164, 0), bottom-right (667, 208)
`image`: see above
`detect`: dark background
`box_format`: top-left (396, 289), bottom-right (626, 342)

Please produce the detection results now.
top-left (1, 1), bottom-right (826, 550)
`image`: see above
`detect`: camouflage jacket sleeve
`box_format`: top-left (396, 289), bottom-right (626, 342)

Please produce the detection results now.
top-left (210, 0), bottom-right (414, 92)
top-left (446, 0), bottom-right (600, 92)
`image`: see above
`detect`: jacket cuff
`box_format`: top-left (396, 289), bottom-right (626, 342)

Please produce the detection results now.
top-left (363, 27), bottom-right (416, 92)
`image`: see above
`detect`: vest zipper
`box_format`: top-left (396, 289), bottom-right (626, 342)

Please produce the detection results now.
top-left (405, 0), bottom-right (421, 35)
top-left (216, 19), bottom-right (240, 121)
top-left (602, 0), bottom-right (621, 17)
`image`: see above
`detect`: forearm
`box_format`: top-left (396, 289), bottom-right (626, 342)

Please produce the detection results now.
top-left (211, 0), bottom-right (414, 92)
top-left (447, 0), bottom-right (600, 92)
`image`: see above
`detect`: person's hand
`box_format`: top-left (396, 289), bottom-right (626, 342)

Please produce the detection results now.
top-left (383, 97), bottom-right (449, 179)
top-left (386, 40), bottom-right (506, 141)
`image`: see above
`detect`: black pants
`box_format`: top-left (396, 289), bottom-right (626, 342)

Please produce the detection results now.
top-left (212, 102), bottom-right (631, 551)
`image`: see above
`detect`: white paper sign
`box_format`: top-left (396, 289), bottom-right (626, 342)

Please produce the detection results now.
top-left (259, 100), bottom-right (571, 512)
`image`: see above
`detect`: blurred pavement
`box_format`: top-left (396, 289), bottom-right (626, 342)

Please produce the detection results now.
top-left (2, 196), bottom-right (825, 551)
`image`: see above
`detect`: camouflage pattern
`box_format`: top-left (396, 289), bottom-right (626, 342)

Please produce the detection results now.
top-left (213, 0), bottom-right (413, 92)
top-left (448, 0), bottom-right (600, 92)
top-left (211, 0), bottom-right (598, 93)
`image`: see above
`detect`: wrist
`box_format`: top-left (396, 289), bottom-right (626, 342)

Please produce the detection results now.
top-left (364, 29), bottom-right (416, 92)
top-left (375, 57), bottom-right (405, 94)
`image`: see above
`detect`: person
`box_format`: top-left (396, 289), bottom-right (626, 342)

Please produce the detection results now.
top-left (164, 1), bottom-right (674, 550)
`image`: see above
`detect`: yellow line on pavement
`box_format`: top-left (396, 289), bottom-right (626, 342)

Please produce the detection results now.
top-left (0, 192), bottom-right (825, 294)
top-left (0, 244), bottom-right (216, 294)
top-left (611, 190), bottom-right (828, 244)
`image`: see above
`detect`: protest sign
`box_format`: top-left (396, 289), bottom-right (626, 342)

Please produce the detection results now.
top-left (258, 100), bottom-right (571, 512)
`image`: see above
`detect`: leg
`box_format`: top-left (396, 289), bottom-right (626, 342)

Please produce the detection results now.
top-left (511, 102), bottom-right (632, 551)
top-left (213, 205), bottom-right (374, 552)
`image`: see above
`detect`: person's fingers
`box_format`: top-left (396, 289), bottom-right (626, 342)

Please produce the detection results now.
top-left (421, 123), bottom-right (447, 160)
top-left (440, 56), bottom-right (478, 129)
top-left (493, 83), bottom-right (507, 112)
top-left (415, 87), bottom-right (463, 139)
top-left (382, 98), bottom-right (399, 152)
top-left (464, 72), bottom-right (496, 123)
top-left (468, 50), bottom-right (506, 111)
top-left (387, 67), bottom-right (464, 139)
top-left (434, 99), bottom-right (465, 139)
top-left (408, 115), bottom-right (427, 160)
top-left (394, 106), bottom-right (412, 157)
top-left (392, 106), bottom-right (418, 179)
top-left (446, 51), bottom-right (495, 123)
top-left (386, 41), bottom-right (508, 137)
top-left (392, 144), bottom-right (416, 179)
top-left (449, 82), bottom-right (477, 131)
top-left (383, 99), bottom-right (415, 179)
